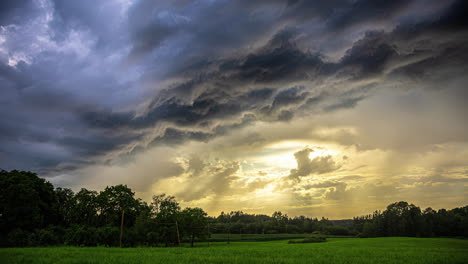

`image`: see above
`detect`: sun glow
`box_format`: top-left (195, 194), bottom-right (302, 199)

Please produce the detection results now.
top-left (247, 140), bottom-right (342, 170)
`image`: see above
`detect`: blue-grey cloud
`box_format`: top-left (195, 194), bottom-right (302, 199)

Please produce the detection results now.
top-left (0, 0), bottom-right (466, 177)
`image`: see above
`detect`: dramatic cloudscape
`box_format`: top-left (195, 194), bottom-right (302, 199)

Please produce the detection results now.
top-left (1, 0), bottom-right (467, 218)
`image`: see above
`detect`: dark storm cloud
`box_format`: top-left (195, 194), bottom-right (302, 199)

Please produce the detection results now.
top-left (339, 31), bottom-right (398, 78)
top-left (392, 0), bottom-right (468, 38)
top-left (271, 86), bottom-right (308, 109)
top-left (80, 35), bottom-right (334, 132)
top-left (81, 28), bottom-right (392, 131)
top-left (0, 62), bottom-right (33, 90)
top-left (325, 0), bottom-right (413, 30)
top-left (232, 41), bottom-right (331, 83)
top-left (0, 0), bottom-right (466, 175)
top-left (125, 0), bottom-right (286, 76)
top-left (323, 96), bottom-right (367, 112)
top-left (248, 0), bottom-right (413, 27)
top-left (149, 127), bottom-right (213, 146)
top-left (0, 0), bottom-right (38, 26)
top-left (48, 0), bottom-right (129, 48)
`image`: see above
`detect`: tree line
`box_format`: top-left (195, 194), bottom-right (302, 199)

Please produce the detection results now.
top-left (1, 170), bottom-right (466, 247)
top-left (353, 201), bottom-right (468, 237)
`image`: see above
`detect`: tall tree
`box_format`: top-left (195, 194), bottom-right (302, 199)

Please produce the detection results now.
top-left (55, 187), bottom-right (75, 226)
top-left (98, 185), bottom-right (139, 247)
top-left (180, 207), bottom-right (208, 247)
top-left (151, 194), bottom-right (180, 246)
top-left (71, 188), bottom-right (99, 227)
top-left (0, 170), bottom-right (59, 232)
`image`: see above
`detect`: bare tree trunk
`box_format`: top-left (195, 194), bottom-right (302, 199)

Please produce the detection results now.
top-left (175, 220), bottom-right (181, 247)
top-left (119, 209), bottom-right (125, 247)
top-left (190, 233), bottom-right (194, 247)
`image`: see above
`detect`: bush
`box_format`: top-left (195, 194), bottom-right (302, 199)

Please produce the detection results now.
top-left (362, 222), bottom-right (378, 237)
top-left (288, 235), bottom-right (327, 244)
top-left (96, 225), bottom-right (120, 246)
top-left (142, 231), bottom-right (159, 246)
top-left (65, 225), bottom-right (97, 246)
top-left (122, 227), bottom-right (139, 247)
top-left (287, 225), bottom-right (301, 234)
top-left (36, 228), bottom-right (60, 246)
top-left (7, 229), bottom-right (30, 247)
top-left (324, 225), bottom-right (350, 236)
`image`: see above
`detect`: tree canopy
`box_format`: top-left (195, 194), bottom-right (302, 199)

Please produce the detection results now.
top-left (0, 170), bottom-right (467, 247)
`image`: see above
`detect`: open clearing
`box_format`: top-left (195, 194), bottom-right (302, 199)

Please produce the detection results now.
top-left (1, 237), bottom-right (467, 264)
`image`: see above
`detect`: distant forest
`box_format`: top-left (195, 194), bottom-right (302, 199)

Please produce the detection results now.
top-left (1, 170), bottom-right (467, 247)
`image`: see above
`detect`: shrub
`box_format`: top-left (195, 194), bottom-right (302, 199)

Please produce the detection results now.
top-left (36, 228), bottom-right (60, 246)
top-left (146, 231), bottom-right (159, 245)
top-left (288, 235), bottom-right (327, 244)
top-left (122, 227), bottom-right (139, 247)
top-left (362, 222), bottom-right (378, 237)
top-left (96, 225), bottom-right (120, 246)
top-left (7, 229), bottom-right (30, 247)
top-left (65, 225), bottom-right (97, 246)
top-left (324, 225), bottom-right (350, 236)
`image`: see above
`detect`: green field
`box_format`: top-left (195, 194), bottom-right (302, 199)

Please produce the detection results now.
top-left (209, 233), bottom-right (325, 241)
top-left (1, 237), bottom-right (467, 264)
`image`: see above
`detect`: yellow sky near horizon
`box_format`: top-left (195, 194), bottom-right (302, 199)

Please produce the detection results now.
top-left (55, 86), bottom-right (468, 219)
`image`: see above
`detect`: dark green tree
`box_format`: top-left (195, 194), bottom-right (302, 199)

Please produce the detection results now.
top-left (151, 194), bottom-right (180, 246)
top-left (0, 170), bottom-right (59, 246)
top-left (98, 185), bottom-right (139, 247)
top-left (70, 188), bottom-right (99, 226)
top-left (179, 207), bottom-right (208, 247)
top-left (55, 187), bottom-right (75, 226)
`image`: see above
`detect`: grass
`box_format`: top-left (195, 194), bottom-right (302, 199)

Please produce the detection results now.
top-left (288, 236), bottom-right (327, 243)
top-left (209, 233), bottom-right (316, 241)
top-left (1, 237), bottom-right (467, 264)
top-left (208, 233), bottom-right (353, 242)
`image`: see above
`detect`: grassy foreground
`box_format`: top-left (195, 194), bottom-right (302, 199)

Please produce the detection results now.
top-left (1, 237), bottom-right (467, 264)
top-left (209, 233), bottom-right (321, 241)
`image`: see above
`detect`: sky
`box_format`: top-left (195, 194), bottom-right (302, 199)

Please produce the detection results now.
top-left (1, 0), bottom-right (467, 219)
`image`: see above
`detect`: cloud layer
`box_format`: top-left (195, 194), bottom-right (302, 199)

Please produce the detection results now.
top-left (1, 0), bottom-right (467, 217)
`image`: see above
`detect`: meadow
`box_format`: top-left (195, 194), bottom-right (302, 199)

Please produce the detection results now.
top-left (1, 237), bottom-right (467, 264)
top-left (208, 233), bottom-right (323, 241)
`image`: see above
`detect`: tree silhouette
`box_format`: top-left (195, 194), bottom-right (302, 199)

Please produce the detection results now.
top-left (98, 185), bottom-right (139, 247)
